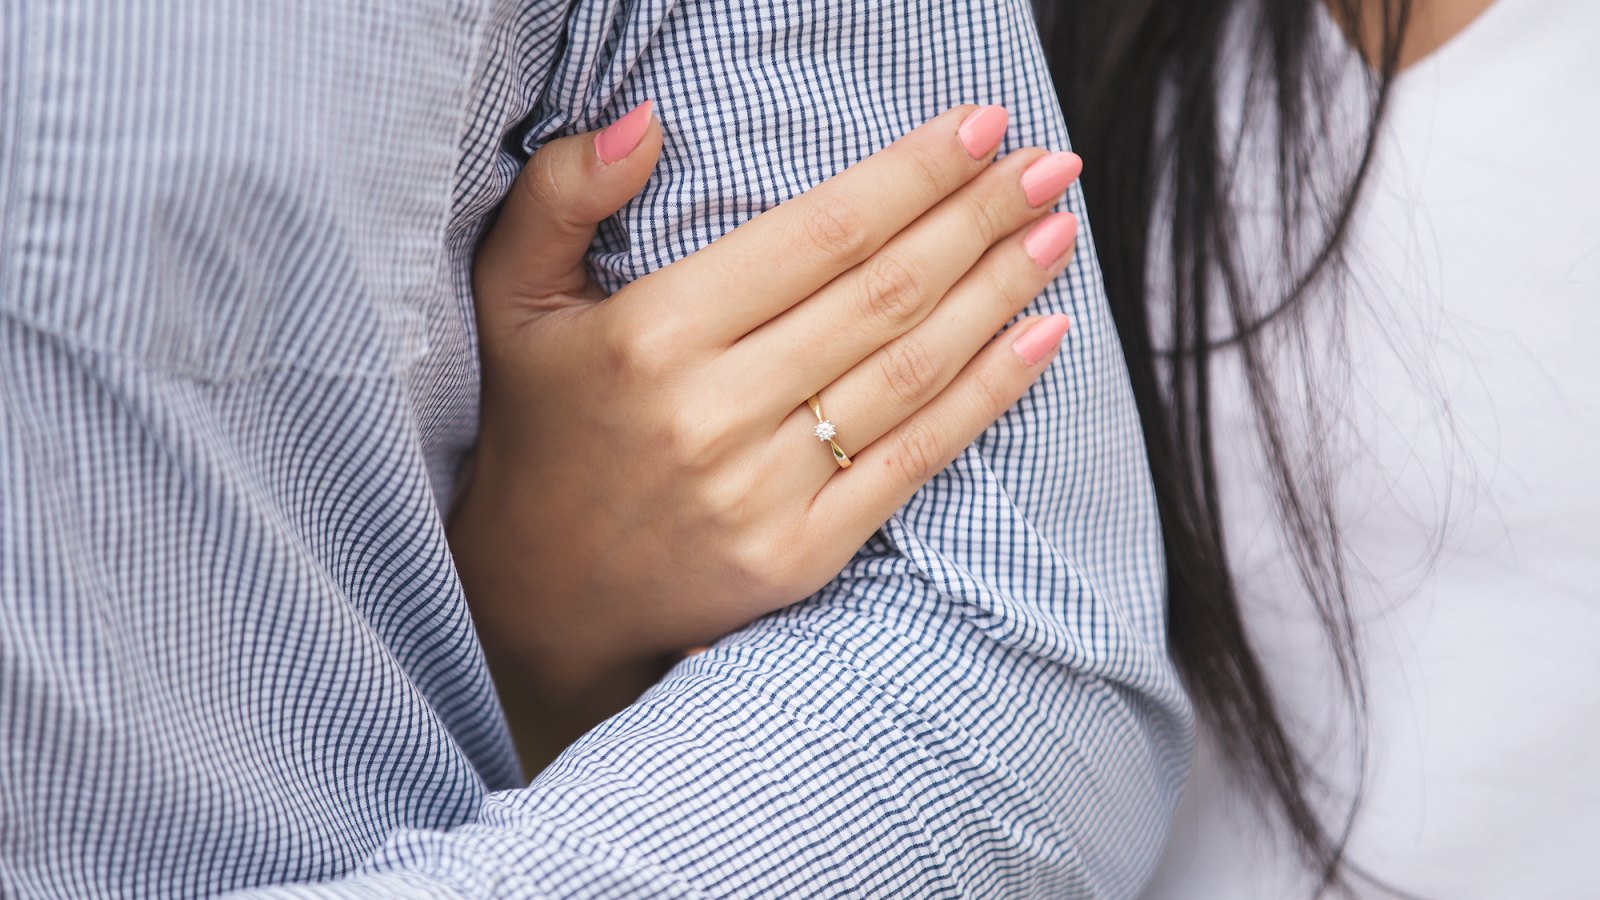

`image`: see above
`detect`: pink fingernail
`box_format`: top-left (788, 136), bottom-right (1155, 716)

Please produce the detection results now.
top-left (1023, 212), bottom-right (1079, 269)
top-left (1020, 151), bottom-right (1083, 207)
top-left (958, 105), bottom-right (1009, 159)
top-left (1012, 315), bottom-right (1072, 365)
top-left (594, 100), bottom-right (654, 164)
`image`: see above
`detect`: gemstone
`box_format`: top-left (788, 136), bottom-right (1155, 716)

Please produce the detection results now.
top-left (814, 420), bottom-right (837, 442)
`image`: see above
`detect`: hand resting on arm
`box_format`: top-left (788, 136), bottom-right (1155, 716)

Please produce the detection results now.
top-left (450, 105), bottom-right (1084, 766)
top-left (250, 1), bottom-right (1191, 894)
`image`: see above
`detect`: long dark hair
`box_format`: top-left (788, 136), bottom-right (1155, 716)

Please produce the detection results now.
top-left (1033, 0), bottom-right (1412, 893)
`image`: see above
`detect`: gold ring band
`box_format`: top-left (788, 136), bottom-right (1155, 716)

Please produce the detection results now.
top-left (806, 394), bottom-right (852, 469)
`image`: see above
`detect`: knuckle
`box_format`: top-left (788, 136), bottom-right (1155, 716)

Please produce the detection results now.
top-left (897, 143), bottom-right (950, 197)
top-left (878, 337), bottom-right (940, 404)
top-left (517, 151), bottom-right (579, 228)
top-left (662, 408), bottom-right (724, 462)
top-left (698, 473), bottom-right (749, 522)
top-left (737, 528), bottom-right (811, 601)
top-left (983, 259), bottom-right (1036, 315)
top-left (726, 533), bottom-right (768, 582)
top-left (857, 253), bottom-right (926, 326)
top-left (606, 314), bottom-right (684, 383)
top-left (967, 190), bottom-right (1011, 245)
top-left (892, 421), bottom-right (943, 487)
top-left (803, 196), bottom-right (871, 263)
top-left (598, 315), bottom-right (637, 369)
top-left (968, 365), bottom-right (1012, 414)
top-left (517, 153), bottom-right (557, 207)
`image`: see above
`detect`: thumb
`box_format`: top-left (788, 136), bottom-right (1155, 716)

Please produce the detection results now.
top-left (475, 100), bottom-right (663, 318)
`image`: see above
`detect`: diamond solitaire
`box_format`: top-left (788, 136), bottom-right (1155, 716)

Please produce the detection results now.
top-left (805, 394), bottom-right (852, 469)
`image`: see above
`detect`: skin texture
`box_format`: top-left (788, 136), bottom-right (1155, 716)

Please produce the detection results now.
top-left (1339, 0), bottom-right (1499, 68)
top-left (449, 106), bottom-right (1083, 769)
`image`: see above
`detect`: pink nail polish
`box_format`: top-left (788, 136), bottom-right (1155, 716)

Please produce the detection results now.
top-left (594, 100), bottom-right (654, 164)
top-left (1012, 315), bottom-right (1072, 365)
top-left (958, 105), bottom-right (1009, 159)
top-left (1023, 212), bottom-right (1079, 269)
top-left (1020, 151), bottom-right (1083, 207)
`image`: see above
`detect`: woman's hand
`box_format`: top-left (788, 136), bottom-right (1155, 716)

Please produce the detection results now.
top-left (450, 103), bottom-right (1081, 765)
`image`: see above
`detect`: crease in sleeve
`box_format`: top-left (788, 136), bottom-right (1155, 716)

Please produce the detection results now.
top-left (320, 602), bottom-right (1175, 897)
top-left (520, 0), bottom-right (681, 149)
top-left (282, 0), bottom-right (1196, 896)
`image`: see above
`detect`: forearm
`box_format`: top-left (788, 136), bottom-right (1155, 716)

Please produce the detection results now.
top-left (246, 592), bottom-right (1181, 898)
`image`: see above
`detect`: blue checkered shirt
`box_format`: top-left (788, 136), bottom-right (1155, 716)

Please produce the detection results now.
top-left (0, 0), bottom-right (1191, 896)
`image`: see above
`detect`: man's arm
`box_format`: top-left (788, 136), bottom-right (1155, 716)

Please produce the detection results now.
top-left (249, 0), bottom-right (1190, 895)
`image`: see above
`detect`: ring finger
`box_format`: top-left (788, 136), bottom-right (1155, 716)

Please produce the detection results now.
top-left (780, 210), bottom-right (1080, 485)
top-left (731, 149), bottom-right (1081, 420)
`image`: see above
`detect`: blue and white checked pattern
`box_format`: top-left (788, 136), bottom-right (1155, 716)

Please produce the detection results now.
top-left (0, 1), bottom-right (1192, 897)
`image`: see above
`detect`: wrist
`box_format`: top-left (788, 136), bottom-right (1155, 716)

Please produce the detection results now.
top-left (448, 465), bottom-right (671, 769)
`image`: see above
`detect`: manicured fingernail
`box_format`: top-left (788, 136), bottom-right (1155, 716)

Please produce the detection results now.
top-left (1012, 315), bottom-right (1072, 365)
top-left (594, 100), bottom-right (654, 164)
top-left (1020, 151), bottom-right (1083, 207)
top-left (1024, 212), bottom-right (1079, 268)
top-left (958, 105), bottom-right (1009, 159)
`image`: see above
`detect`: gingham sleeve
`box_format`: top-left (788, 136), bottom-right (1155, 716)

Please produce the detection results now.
top-left (246, 0), bottom-right (1192, 896)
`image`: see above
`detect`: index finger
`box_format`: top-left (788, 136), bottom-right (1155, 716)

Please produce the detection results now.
top-left (636, 104), bottom-right (1010, 345)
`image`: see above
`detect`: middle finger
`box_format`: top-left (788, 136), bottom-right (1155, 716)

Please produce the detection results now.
top-left (777, 209), bottom-right (1081, 486)
top-left (730, 148), bottom-right (1082, 420)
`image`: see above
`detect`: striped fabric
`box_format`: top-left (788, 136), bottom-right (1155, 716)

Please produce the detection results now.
top-left (0, 1), bottom-right (1192, 897)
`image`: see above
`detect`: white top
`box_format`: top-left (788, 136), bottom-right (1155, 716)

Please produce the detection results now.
top-left (1147, 0), bottom-right (1600, 896)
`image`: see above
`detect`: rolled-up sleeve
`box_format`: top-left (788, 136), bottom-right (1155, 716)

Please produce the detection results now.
top-left (248, 0), bottom-right (1192, 896)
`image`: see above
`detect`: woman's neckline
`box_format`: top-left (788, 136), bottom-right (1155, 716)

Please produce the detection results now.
top-left (1319, 0), bottom-right (1526, 80)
